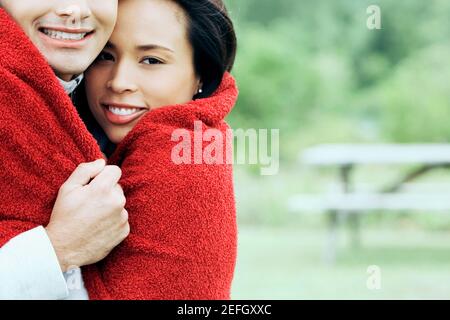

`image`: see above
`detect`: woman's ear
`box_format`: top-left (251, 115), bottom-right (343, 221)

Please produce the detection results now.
top-left (193, 78), bottom-right (203, 96)
top-left (193, 79), bottom-right (203, 100)
top-left (197, 79), bottom-right (203, 94)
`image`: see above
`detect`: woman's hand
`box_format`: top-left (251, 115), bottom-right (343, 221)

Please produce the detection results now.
top-left (45, 159), bottom-right (130, 272)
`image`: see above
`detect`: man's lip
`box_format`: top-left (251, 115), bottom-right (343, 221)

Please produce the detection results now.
top-left (39, 26), bottom-right (94, 33)
top-left (37, 30), bottom-right (95, 48)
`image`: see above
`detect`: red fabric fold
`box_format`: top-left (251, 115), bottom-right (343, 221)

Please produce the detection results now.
top-left (0, 9), bottom-right (104, 249)
top-left (0, 8), bottom-right (238, 300)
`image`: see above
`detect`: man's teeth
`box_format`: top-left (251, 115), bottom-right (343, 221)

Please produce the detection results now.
top-left (42, 29), bottom-right (87, 41)
top-left (108, 106), bottom-right (142, 116)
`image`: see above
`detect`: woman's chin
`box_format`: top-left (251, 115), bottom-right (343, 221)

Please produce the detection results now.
top-left (107, 131), bottom-right (127, 145)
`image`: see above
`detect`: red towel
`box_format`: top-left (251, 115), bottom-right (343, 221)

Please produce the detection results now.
top-left (0, 9), bottom-right (238, 300)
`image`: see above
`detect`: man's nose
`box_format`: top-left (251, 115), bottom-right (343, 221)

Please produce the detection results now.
top-left (56, 1), bottom-right (92, 27)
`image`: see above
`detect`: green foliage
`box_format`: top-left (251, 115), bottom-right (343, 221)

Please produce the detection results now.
top-left (379, 44), bottom-right (450, 142)
top-left (223, 0), bottom-right (450, 160)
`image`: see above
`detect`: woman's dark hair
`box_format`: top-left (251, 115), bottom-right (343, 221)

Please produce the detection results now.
top-left (175, 0), bottom-right (237, 99)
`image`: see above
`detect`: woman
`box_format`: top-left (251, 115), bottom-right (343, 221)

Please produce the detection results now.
top-left (78, 0), bottom-right (239, 299)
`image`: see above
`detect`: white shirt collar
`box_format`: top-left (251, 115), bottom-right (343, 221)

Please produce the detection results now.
top-left (58, 74), bottom-right (84, 95)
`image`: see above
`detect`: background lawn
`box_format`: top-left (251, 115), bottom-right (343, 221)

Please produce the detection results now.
top-left (231, 226), bottom-right (450, 300)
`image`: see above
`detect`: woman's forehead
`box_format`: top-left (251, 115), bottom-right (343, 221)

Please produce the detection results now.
top-left (112, 0), bottom-right (189, 52)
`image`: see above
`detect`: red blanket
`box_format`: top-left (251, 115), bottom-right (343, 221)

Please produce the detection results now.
top-left (0, 9), bottom-right (238, 300)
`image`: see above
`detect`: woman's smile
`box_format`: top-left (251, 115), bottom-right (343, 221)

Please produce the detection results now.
top-left (102, 102), bottom-right (148, 125)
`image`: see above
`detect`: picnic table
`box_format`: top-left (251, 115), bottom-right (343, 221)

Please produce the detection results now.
top-left (289, 144), bottom-right (450, 264)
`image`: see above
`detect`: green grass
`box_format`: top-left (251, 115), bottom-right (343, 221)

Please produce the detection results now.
top-left (231, 225), bottom-right (450, 300)
top-left (231, 161), bottom-right (450, 299)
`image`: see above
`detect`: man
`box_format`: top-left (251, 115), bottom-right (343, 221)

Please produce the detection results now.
top-left (0, 0), bottom-right (128, 300)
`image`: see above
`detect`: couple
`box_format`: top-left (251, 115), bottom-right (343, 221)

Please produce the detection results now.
top-left (0, 0), bottom-right (238, 300)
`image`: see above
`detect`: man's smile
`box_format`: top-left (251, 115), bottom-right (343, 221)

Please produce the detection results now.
top-left (37, 26), bottom-right (95, 47)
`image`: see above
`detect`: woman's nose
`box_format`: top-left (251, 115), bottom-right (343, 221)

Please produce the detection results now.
top-left (106, 66), bottom-right (139, 94)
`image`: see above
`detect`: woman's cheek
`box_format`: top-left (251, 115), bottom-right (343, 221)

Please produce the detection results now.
top-left (142, 74), bottom-right (178, 107)
top-left (90, 68), bottom-right (108, 94)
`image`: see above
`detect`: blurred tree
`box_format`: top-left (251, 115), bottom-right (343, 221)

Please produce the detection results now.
top-left (224, 0), bottom-right (450, 162)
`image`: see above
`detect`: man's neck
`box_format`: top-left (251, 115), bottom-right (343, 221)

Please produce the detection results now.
top-left (56, 72), bottom-right (76, 82)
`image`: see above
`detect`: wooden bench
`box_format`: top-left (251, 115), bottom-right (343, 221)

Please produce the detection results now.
top-left (289, 144), bottom-right (450, 264)
top-left (289, 192), bottom-right (450, 211)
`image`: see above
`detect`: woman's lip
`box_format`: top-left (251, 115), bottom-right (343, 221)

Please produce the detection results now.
top-left (104, 103), bottom-right (148, 110)
top-left (102, 104), bottom-right (148, 125)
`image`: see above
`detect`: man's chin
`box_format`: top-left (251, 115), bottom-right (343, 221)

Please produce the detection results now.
top-left (48, 58), bottom-right (91, 80)
top-left (30, 36), bottom-right (98, 79)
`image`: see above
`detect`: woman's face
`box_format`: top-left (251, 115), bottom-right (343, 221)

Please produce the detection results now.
top-left (85, 0), bottom-right (200, 144)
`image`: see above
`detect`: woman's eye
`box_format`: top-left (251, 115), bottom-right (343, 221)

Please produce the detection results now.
top-left (141, 57), bottom-right (163, 65)
top-left (96, 51), bottom-right (115, 62)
